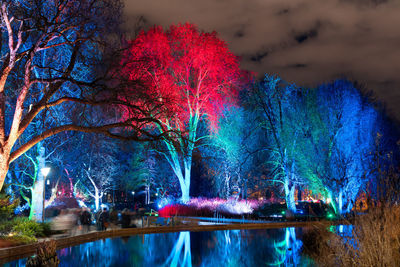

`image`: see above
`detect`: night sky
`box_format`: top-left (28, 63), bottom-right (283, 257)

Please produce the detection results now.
top-left (124, 0), bottom-right (400, 118)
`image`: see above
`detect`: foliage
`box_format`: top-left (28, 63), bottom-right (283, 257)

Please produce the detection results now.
top-left (0, 185), bottom-right (19, 221)
top-left (26, 240), bottom-right (59, 267)
top-left (120, 142), bottom-right (154, 191)
top-left (207, 106), bottom-right (259, 199)
top-left (158, 197), bottom-right (259, 217)
top-left (122, 23), bottom-right (248, 131)
top-left (248, 76), bottom-right (388, 215)
top-left (0, 0), bottom-right (164, 193)
top-left (250, 75), bottom-right (309, 211)
top-left (0, 216), bottom-right (51, 244)
top-left (121, 23), bottom-right (249, 201)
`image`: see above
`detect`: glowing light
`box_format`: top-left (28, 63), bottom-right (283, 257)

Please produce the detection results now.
top-left (78, 200), bottom-right (87, 208)
top-left (131, 191), bottom-right (135, 195)
top-left (41, 167), bottom-right (50, 177)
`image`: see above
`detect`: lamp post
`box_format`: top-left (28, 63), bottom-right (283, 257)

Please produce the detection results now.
top-left (41, 167), bottom-right (50, 222)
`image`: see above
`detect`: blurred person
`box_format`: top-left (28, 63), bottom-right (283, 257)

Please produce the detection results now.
top-left (95, 209), bottom-right (102, 230)
top-left (51, 209), bottom-right (78, 235)
top-left (121, 208), bottom-right (131, 228)
top-left (98, 207), bottom-right (110, 231)
top-left (109, 208), bottom-right (119, 229)
top-left (80, 208), bottom-right (92, 233)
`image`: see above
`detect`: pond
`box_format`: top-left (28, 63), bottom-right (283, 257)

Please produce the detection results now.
top-left (4, 228), bottom-right (317, 267)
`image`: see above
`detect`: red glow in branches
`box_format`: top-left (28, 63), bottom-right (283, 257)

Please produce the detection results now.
top-left (121, 23), bottom-right (250, 132)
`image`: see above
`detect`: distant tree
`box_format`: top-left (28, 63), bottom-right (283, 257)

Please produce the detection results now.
top-left (72, 134), bottom-right (119, 211)
top-left (250, 75), bottom-right (308, 212)
top-left (207, 106), bottom-right (259, 199)
top-left (121, 23), bottom-right (248, 202)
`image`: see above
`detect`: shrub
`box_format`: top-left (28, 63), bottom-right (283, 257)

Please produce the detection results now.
top-left (26, 240), bottom-right (60, 267)
top-left (0, 220), bottom-right (14, 235)
top-left (0, 217), bottom-right (53, 244)
top-left (0, 185), bottom-right (19, 222)
top-left (12, 217), bottom-right (43, 237)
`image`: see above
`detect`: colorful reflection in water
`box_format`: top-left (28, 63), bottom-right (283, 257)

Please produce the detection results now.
top-left (5, 228), bottom-right (317, 267)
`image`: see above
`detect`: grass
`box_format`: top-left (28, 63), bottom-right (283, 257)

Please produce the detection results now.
top-left (302, 204), bottom-right (400, 266)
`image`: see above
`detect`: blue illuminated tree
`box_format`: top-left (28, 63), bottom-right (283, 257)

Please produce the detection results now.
top-left (302, 80), bottom-right (379, 214)
top-left (0, 0), bottom-right (168, 194)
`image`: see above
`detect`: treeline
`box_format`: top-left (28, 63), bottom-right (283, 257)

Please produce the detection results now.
top-left (199, 76), bottom-right (399, 215)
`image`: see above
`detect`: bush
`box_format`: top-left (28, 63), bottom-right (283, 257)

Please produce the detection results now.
top-left (0, 217), bottom-right (53, 244)
top-left (40, 222), bottom-right (52, 237)
top-left (12, 217), bottom-right (43, 237)
top-left (0, 185), bottom-right (19, 222)
top-left (0, 219), bottom-right (14, 235)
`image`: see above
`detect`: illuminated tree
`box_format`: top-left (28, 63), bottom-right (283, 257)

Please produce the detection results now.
top-left (54, 132), bottom-right (119, 211)
top-left (122, 23), bottom-right (248, 202)
top-left (9, 141), bottom-right (64, 220)
top-left (250, 75), bottom-right (308, 212)
top-left (207, 106), bottom-right (260, 199)
top-left (307, 80), bottom-right (378, 214)
top-left (0, 0), bottom-right (170, 194)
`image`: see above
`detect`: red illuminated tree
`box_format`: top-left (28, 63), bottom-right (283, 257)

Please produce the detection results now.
top-left (122, 23), bottom-right (249, 202)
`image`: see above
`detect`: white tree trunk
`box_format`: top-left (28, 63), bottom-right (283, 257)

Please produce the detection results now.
top-left (94, 186), bottom-right (100, 211)
top-left (338, 189), bottom-right (343, 215)
top-left (30, 146), bottom-right (45, 221)
top-left (284, 177), bottom-right (296, 213)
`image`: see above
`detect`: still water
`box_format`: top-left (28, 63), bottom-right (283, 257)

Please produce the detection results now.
top-left (5, 228), bottom-right (316, 267)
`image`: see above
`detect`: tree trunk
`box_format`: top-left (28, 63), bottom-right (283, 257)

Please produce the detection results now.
top-left (178, 165), bottom-right (191, 203)
top-left (94, 187), bottom-right (100, 211)
top-left (284, 178), bottom-right (296, 212)
top-left (30, 146), bottom-right (46, 221)
top-left (338, 189), bottom-right (343, 215)
top-left (224, 167), bottom-right (231, 199)
top-left (0, 153), bottom-right (10, 192)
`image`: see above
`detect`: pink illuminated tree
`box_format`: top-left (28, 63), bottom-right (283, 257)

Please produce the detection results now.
top-left (122, 23), bottom-right (249, 202)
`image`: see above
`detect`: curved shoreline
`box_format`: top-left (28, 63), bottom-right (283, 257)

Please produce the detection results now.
top-left (0, 220), bottom-right (336, 263)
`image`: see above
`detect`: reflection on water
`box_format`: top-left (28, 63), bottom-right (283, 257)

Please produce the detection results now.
top-left (5, 228), bottom-right (317, 267)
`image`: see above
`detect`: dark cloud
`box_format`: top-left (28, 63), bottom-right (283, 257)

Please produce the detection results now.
top-left (288, 63), bottom-right (308, 68)
top-left (234, 29), bottom-right (245, 38)
top-left (123, 0), bottom-right (400, 118)
top-left (277, 8), bottom-right (290, 16)
top-left (250, 51), bottom-right (269, 63)
top-left (294, 28), bottom-right (318, 44)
